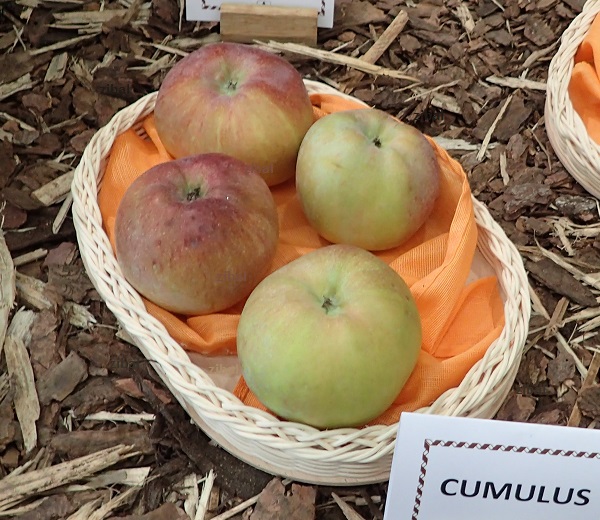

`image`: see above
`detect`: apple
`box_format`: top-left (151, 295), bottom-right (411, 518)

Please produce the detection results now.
top-left (114, 153), bottom-right (279, 316)
top-left (295, 109), bottom-right (441, 251)
top-left (153, 42), bottom-right (315, 187)
top-left (236, 244), bottom-right (422, 429)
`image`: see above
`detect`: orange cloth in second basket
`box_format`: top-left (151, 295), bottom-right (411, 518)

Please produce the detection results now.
top-left (98, 93), bottom-right (505, 426)
top-left (569, 13), bottom-right (600, 143)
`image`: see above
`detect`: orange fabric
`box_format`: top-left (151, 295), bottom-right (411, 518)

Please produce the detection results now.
top-left (98, 93), bottom-right (505, 426)
top-left (569, 13), bottom-right (600, 143)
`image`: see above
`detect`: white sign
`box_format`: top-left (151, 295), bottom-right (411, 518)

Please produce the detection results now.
top-left (384, 413), bottom-right (600, 520)
top-left (186, 0), bottom-right (335, 29)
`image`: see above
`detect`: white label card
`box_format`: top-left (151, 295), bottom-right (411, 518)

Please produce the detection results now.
top-left (384, 413), bottom-right (600, 520)
top-left (186, 0), bottom-right (335, 29)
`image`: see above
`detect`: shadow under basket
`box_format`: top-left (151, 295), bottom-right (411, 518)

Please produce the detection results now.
top-left (71, 79), bottom-right (531, 486)
top-left (545, 0), bottom-right (600, 199)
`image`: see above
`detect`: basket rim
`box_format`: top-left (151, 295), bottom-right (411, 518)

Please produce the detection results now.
top-left (70, 78), bottom-right (531, 481)
top-left (545, 0), bottom-right (600, 198)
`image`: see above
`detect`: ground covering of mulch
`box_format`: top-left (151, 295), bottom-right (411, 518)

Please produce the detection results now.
top-left (1, 0), bottom-right (600, 518)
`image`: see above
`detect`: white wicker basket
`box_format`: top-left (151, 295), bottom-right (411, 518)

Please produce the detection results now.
top-left (71, 79), bottom-right (531, 485)
top-left (546, 0), bottom-right (600, 198)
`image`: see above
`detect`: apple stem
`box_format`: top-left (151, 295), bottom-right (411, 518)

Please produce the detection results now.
top-left (372, 137), bottom-right (382, 148)
top-left (186, 187), bottom-right (203, 201)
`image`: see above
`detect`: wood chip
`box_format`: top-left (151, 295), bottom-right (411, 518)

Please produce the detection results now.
top-left (332, 492), bottom-right (367, 520)
top-left (83, 411), bottom-right (155, 424)
top-left (15, 271), bottom-right (62, 311)
top-left (568, 351), bottom-right (600, 427)
top-left (477, 94), bottom-right (513, 161)
top-left (31, 170), bottom-right (74, 207)
top-left (82, 467), bottom-right (151, 489)
top-left (29, 33), bottom-right (100, 56)
top-left (486, 75), bottom-right (547, 91)
top-left (36, 350), bottom-right (88, 405)
top-left (360, 10), bottom-right (408, 64)
top-left (0, 232), bottom-right (16, 360)
top-left (4, 308), bottom-right (39, 454)
top-left (544, 297), bottom-right (569, 339)
top-left (0, 73), bottom-right (37, 103)
top-left (180, 473), bottom-right (199, 519)
top-left (454, 4), bottom-right (476, 34)
top-left (195, 469), bottom-right (215, 520)
top-left (88, 486), bottom-right (139, 520)
top-left (52, 193), bottom-right (74, 234)
top-left (62, 300), bottom-right (97, 329)
top-left (0, 444), bottom-right (140, 511)
top-left (256, 41), bottom-right (419, 82)
top-left (209, 494), bottom-right (260, 520)
top-left (13, 248), bottom-right (48, 267)
top-left (48, 425), bottom-right (154, 458)
top-left (65, 498), bottom-right (104, 520)
top-left (44, 52), bottom-right (68, 82)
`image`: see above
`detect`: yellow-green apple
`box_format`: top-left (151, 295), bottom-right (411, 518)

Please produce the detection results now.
top-left (296, 109), bottom-right (441, 251)
top-left (114, 153), bottom-right (279, 316)
top-left (153, 42), bottom-right (315, 187)
top-left (236, 244), bottom-right (422, 429)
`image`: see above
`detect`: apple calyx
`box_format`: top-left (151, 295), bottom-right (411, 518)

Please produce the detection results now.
top-left (321, 296), bottom-right (337, 314)
top-left (225, 79), bottom-right (238, 93)
top-left (186, 186), bottom-right (203, 201)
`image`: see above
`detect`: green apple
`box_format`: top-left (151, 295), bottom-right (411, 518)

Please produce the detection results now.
top-left (236, 244), bottom-right (422, 429)
top-left (296, 109), bottom-right (441, 251)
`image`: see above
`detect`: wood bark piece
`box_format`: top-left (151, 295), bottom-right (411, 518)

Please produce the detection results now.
top-left (220, 4), bottom-right (318, 46)
top-left (526, 258), bottom-right (598, 307)
top-left (0, 231), bottom-right (15, 360)
top-left (36, 350), bottom-right (88, 405)
top-left (48, 425), bottom-right (154, 458)
top-left (249, 478), bottom-right (316, 520)
top-left (0, 444), bottom-right (140, 511)
top-left (113, 503), bottom-right (190, 520)
top-left (4, 308), bottom-right (39, 454)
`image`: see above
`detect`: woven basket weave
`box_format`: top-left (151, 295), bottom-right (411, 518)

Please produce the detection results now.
top-left (546, 0), bottom-right (600, 198)
top-left (71, 79), bottom-right (531, 485)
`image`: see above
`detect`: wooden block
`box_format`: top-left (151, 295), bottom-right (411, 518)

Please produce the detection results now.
top-left (220, 4), bottom-right (318, 46)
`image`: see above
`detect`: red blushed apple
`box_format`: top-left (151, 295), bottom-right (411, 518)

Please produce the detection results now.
top-left (154, 42), bottom-right (315, 187)
top-left (114, 153), bottom-right (279, 316)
